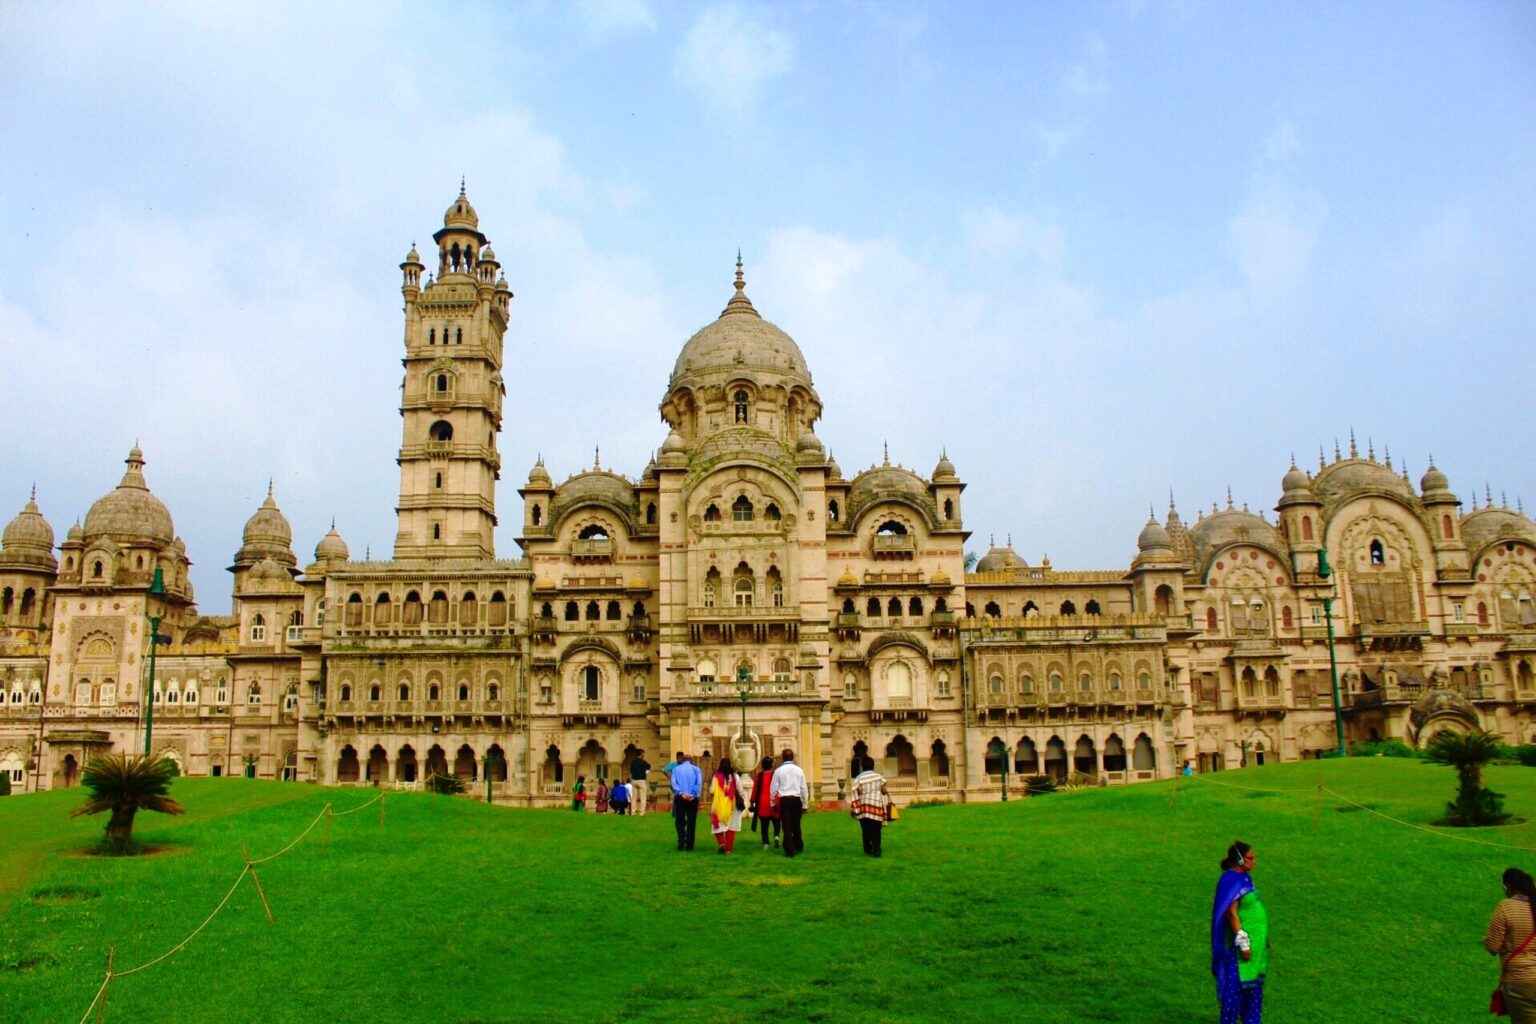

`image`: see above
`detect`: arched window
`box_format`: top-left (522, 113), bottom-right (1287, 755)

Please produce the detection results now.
top-left (403, 591), bottom-right (423, 625)
top-left (428, 328), bottom-right (436, 345)
top-left (398, 682), bottom-right (411, 701)
top-left (768, 568), bottom-right (784, 607)
top-left (564, 601), bottom-right (579, 621)
top-left (1154, 585), bottom-right (1172, 616)
top-left (1022, 600), bottom-right (1038, 618)
top-left (1301, 515), bottom-right (1313, 541)
top-left (1282, 606), bottom-right (1293, 628)
top-left (888, 597), bottom-right (902, 617)
top-left (586, 600), bottom-right (601, 620)
top-left (1019, 673), bottom-right (1034, 693)
top-left (532, 505), bottom-right (542, 526)
top-left (92, 559), bottom-right (103, 578)
top-left (734, 577), bottom-right (754, 607)
top-left (429, 420), bottom-right (453, 442)
top-left (764, 503), bottom-right (781, 521)
top-left (909, 596), bottom-right (924, 616)
top-left (369, 683), bottom-right (381, 702)
top-left (1442, 514), bottom-right (1454, 539)
top-left (646, 503), bottom-right (656, 525)
top-left (457, 683), bottom-right (469, 701)
top-left (339, 683), bottom-right (352, 702)
top-left (428, 683), bottom-right (440, 701)
top-left (843, 672), bottom-right (858, 698)
top-left (983, 601), bottom-right (1001, 617)
top-left (436, 373), bottom-right (449, 393)
top-left (704, 504), bottom-right (721, 522)
top-left (1206, 607), bottom-right (1218, 630)
top-left (582, 666), bottom-right (600, 701)
top-left (487, 682), bottom-right (500, 701)
top-left (248, 683), bottom-right (263, 705)
top-left (1370, 539), bottom-right (1385, 565)
top-left (943, 498), bottom-right (953, 520)
top-left (1060, 600), bottom-right (1077, 616)
top-left (1085, 599), bottom-right (1101, 615)
top-left (606, 600), bottom-right (621, 620)
top-left (773, 658), bottom-right (792, 681)
top-left (1478, 602), bottom-right (1489, 626)
top-left (460, 590), bottom-right (479, 625)
top-left (429, 591), bottom-right (448, 624)
top-left (1078, 673), bottom-right (1092, 691)
top-left (988, 673), bottom-right (1004, 695)
top-left (828, 500), bottom-right (839, 523)
top-left (732, 494), bottom-right (754, 521)
top-left (867, 597), bottom-right (882, 617)
top-left (734, 390), bottom-right (750, 423)
top-left (703, 568), bottom-right (720, 608)
top-left (886, 661), bottom-right (913, 699)
top-left (250, 614), bottom-right (266, 641)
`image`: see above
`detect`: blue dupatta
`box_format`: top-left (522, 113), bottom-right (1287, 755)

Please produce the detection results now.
top-left (1210, 869), bottom-right (1255, 977)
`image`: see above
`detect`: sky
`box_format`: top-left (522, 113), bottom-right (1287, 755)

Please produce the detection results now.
top-left (2, 0), bottom-right (1533, 611)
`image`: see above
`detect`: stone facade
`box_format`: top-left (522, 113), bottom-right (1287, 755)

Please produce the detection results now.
top-left (4, 190), bottom-right (1536, 802)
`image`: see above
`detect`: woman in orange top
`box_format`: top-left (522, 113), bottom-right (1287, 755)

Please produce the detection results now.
top-left (1485, 867), bottom-right (1536, 1021)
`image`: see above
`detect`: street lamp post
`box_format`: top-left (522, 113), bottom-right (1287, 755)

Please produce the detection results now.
top-left (1317, 548), bottom-right (1347, 757)
top-left (142, 567), bottom-right (167, 757)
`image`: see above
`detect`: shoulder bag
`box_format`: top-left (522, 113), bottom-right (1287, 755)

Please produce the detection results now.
top-left (1492, 924), bottom-right (1536, 1015)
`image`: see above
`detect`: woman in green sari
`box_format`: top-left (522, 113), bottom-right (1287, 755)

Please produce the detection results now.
top-left (1210, 840), bottom-right (1267, 1023)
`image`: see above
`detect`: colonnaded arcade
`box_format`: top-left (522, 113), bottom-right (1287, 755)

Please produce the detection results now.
top-left (4, 189), bottom-right (1535, 803)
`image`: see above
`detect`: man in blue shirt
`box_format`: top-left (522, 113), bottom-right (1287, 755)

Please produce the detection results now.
top-left (669, 752), bottom-right (702, 850)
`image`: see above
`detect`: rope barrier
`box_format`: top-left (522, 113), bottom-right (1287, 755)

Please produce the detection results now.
top-left (328, 792), bottom-right (384, 817)
top-left (70, 791), bottom-right (391, 1021)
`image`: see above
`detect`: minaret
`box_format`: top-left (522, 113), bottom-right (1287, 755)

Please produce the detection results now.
top-left (393, 185), bottom-right (513, 560)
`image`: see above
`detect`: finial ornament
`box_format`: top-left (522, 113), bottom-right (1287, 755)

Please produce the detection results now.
top-left (734, 251), bottom-right (745, 294)
top-left (1349, 430), bottom-right (1358, 459)
top-left (882, 441), bottom-right (890, 466)
top-left (330, 516), bottom-right (336, 529)
top-left (459, 176), bottom-right (466, 196)
top-left (1487, 483), bottom-right (1494, 505)
top-left (594, 446), bottom-right (601, 471)
top-left (1334, 439), bottom-right (1342, 461)
top-left (1367, 437), bottom-right (1375, 461)
top-left (1168, 489), bottom-right (1177, 515)
top-left (30, 483), bottom-right (36, 501)
top-left (1225, 486), bottom-right (1234, 510)
top-left (1383, 443), bottom-right (1392, 470)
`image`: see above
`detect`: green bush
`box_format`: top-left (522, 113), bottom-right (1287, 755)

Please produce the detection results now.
top-left (1348, 740), bottom-right (1420, 758)
top-left (424, 772), bottom-right (467, 795)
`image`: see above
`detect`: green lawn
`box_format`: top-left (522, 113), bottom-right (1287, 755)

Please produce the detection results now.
top-left (1, 759), bottom-right (1529, 1022)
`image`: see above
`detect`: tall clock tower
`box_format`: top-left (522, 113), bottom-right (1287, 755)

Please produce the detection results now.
top-left (393, 186), bottom-right (513, 560)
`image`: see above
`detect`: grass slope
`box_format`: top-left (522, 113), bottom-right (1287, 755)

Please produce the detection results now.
top-left (1, 760), bottom-right (1531, 1023)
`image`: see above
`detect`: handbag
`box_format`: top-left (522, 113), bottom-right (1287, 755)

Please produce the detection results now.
top-left (884, 801), bottom-right (899, 822)
top-left (1493, 926), bottom-right (1536, 1015)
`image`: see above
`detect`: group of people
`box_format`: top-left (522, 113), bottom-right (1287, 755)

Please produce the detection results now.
top-left (569, 749), bottom-right (654, 815)
top-left (1211, 840), bottom-right (1533, 1023)
top-left (667, 749), bottom-right (812, 855)
top-left (567, 746), bottom-right (894, 857)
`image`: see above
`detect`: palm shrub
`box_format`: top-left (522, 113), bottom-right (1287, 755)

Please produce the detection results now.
top-left (425, 772), bottom-right (468, 795)
top-left (1424, 730), bottom-right (1510, 826)
top-left (71, 753), bottom-right (185, 853)
top-left (1023, 774), bottom-right (1057, 796)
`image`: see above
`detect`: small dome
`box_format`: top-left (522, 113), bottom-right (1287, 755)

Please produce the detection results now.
top-left (249, 556), bottom-right (287, 581)
top-left (1421, 463), bottom-right (1450, 494)
top-left (837, 568), bottom-right (859, 587)
top-left (527, 459), bottom-right (551, 485)
top-left (443, 186), bottom-right (479, 230)
top-left (933, 452), bottom-right (957, 480)
top-left (480, 245), bottom-right (496, 262)
top-left (235, 485), bottom-right (296, 568)
top-left (659, 429), bottom-right (688, 466)
top-left (1462, 508), bottom-right (1536, 555)
top-left (974, 543), bottom-right (1025, 573)
top-left (641, 457), bottom-right (657, 482)
top-left (0, 491), bottom-right (57, 571)
top-left (534, 577), bottom-right (558, 592)
top-left (627, 577), bottom-right (650, 591)
top-left (404, 245), bottom-right (422, 265)
top-left (314, 524), bottom-right (349, 562)
top-left (1189, 508), bottom-right (1286, 570)
top-left (67, 521), bottom-right (83, 542)
top-left (83, 447), bottom-right (175, 547)
top-left (930, 569), bottom-right (952, 586)
top-left (1282, 463), bottom-right (1310, 493)
top-left (1312, 458), bottom-right (1415, 505)
top-left (797, 431), bottom-right (824, 454)
top-left (826, 453), bottom-right (843, 480)
top-left (1138, 516), bottom-right (1172, 552)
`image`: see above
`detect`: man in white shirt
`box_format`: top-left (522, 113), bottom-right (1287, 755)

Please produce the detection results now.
top-left (768, 749), bottom-right (809, 858)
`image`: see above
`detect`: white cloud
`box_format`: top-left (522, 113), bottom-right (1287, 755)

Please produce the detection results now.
top-left (1263, 119), bottom-right (1302, 163)
top-left (962, 206), bottom-right (1063, 267)
top-left (675, 4), bottom-right (793, 120)
top-left (1061, 34), bottom-right (1109, 99)
top-left (575, 0), bottom-right (657, 37)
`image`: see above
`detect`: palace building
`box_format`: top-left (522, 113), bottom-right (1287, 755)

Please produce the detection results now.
top-left (4, 189), bottom-right (1536, 801)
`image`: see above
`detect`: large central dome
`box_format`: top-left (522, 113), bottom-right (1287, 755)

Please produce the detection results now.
top-left (669, 260), bottom-right (812, 388)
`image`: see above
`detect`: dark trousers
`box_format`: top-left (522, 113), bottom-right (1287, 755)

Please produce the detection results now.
top-left (778, 796), bottom-right (804, 857)
top-left (859, 817), bottom-right (883, 856)
top-left (755, 814), bottom-right (780, 844)
top-left (672, 796), bottom-right (698, 849)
